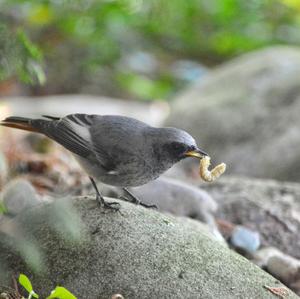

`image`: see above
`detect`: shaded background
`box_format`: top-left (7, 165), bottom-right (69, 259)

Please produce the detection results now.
top-left (1, 0), bottom-right (300, 99)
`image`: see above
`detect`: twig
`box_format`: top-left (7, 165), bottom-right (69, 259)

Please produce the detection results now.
top-left (264, 285), bottom-right (289, 298)
top-left (12, 275), bottom-right (21, 299)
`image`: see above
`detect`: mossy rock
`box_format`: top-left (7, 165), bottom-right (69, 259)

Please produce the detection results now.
top-left (0, 197), bottom-right (298, 299)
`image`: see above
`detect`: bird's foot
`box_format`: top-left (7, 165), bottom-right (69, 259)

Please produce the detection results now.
top-left (96, 195), bottom-right (120, 212)
top-left (119, 195), bottom-right (157, 209)
top-left (139, 202), bottom-right (158, 209)
top-left (103, 201), bottom-right (121, 211)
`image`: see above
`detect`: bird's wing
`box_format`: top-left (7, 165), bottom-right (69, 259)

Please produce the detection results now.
top-left (44, 114), bottom-right (116, 171)
top-left (89, 115), bottom-right (150, 173)
top-left (44, 114), bottom-right (92, 157)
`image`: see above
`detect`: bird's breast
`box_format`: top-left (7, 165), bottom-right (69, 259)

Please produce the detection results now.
top-left (74, 150), bottom-right (175, 187)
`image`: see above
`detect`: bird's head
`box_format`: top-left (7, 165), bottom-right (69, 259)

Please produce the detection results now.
top-left (152, 127), bottom-right (208, 164)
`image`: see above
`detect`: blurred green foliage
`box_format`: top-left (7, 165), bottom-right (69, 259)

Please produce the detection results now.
top-left (1, 0), bottom-right (300, 99)
top-left (0, 200), bottom-right (6, 214)
top-left (0, 23), bottom-right (45, 84)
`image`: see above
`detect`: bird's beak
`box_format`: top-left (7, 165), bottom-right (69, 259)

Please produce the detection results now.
top-left (184, 148), bottom-right (208, 159)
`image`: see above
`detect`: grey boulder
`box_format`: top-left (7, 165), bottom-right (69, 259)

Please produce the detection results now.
top-left (0, 197), bottom-right (298, 299)
top-left (165, 46), bottom-right (300, 181)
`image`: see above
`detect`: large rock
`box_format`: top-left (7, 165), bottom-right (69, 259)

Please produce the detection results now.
top-left (165, 46), bottom-right (300, 182)
top-left (0, 197), bottom-right (297, 299)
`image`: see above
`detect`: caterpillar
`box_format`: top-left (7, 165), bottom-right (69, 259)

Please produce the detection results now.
top-left (199, 156), bottom-right (226, 182)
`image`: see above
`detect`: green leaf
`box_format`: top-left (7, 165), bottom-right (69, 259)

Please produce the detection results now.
top-left (17, 30), bottom-right (43, 61)
top-left (0, 201), bottom-right (7, 214)
top-left (18, 274), bottom-right (33, 293)
top-left (46, 287), bottom-right (77, 299)
top-left (18, 274), bottom-right (39, 298)
top-left (19, 274), bottom-right (39, 298)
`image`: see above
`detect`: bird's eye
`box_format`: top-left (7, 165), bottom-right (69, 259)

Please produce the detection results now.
top-left (161, 141), bottom-right (189, 160)
top-left (171, 142), bottom-right (186, 152)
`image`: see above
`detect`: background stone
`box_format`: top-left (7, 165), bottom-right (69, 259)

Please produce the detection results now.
top-left (165, 46), bottom-right (300, 182)
top-left (199, 176), bottom-right (300, 259)
top-left (1, 179), bottom-right (41, 216)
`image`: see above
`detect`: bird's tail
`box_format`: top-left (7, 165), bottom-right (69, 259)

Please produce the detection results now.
top-left (1, 116), bottom-right (44, 133)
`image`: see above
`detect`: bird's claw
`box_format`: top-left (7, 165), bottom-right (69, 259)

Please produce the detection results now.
top-left (139, 202), bottom-right (158, 209)
top-left (96, 195), bottom-right (120, 212)
top-left (103, 201), bottom-right (121, 211)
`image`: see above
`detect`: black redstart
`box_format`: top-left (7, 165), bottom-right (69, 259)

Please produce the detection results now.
top-left (1, 114), bottom-right (207, 210)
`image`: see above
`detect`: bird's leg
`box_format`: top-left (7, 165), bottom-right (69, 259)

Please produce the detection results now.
top-left (89, 177), bottom-right (120, 211)
top-left (122, 187), bottom-right (157, 209)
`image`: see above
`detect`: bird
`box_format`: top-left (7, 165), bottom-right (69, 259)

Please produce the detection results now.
top-left (1, 114), bottom-right (208, 210)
